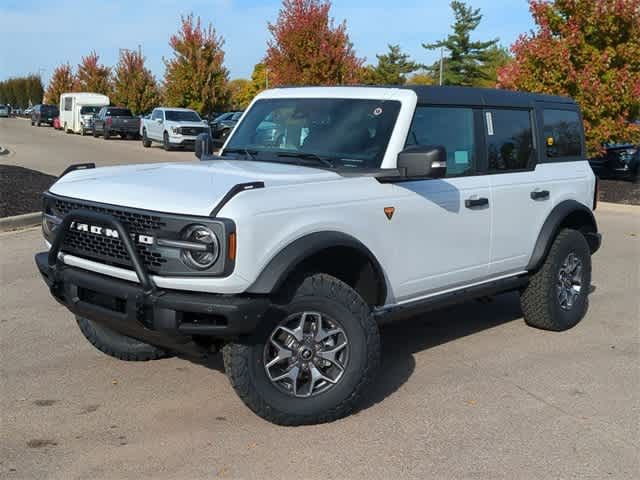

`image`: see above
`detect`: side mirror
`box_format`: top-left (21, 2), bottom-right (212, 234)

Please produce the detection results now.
top-left (195, 132), bottom-right (214, 160)
top-left (397, 145), bottom-right (447, 178)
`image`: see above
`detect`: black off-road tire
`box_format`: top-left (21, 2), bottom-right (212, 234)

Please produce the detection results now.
top-left (163, 131), bottom-right (172, 151)
top-left (93, 128), bottom-right (98, 137)
top-left (142, 128), bottom-right (151, 147)
top-left (223, 273), bottom-right (381, 426)
top-left (76, 316), bottom-right (171, 361)
top-left (103, 128), bottom-right (111, 140)
top-left (520, 229), bottom-right (592, 331)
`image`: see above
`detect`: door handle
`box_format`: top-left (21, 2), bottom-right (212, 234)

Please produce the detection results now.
top-left (530, 189), bottom-right (550, 200)
top-left (465, 197), bottom-right (489, 208)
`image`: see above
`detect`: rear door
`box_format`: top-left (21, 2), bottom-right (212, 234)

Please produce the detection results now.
top-left (484, 107), bottom-right (553, 275)
top-left (391, 105), bottom-right (492, 300)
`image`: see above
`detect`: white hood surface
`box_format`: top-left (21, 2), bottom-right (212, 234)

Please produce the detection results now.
top-left (49, 160), bottom-right (342, 216)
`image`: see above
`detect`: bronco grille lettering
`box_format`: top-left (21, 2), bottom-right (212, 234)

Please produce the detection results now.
top-left (70, 222), bottom-right (155, 245)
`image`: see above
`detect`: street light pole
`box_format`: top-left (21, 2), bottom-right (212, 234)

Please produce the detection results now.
top-left (439, 47), bottom-right (444, 86)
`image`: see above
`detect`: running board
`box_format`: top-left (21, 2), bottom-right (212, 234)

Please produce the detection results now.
top-left (373, 274), bottom-right (529, 322)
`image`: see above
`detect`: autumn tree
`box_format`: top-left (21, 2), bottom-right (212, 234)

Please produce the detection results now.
top-left (44, 63), bottom-right (75, 105)
top-left (112, 49), bottom-right (160, 114)
top-left (228, 79), bottom-right (251, 110)
top-left (406, 71), bottom-right (435, 86)
top-left (423, 1), bottom-right (499, 86)
top-left (75, 51), bottom-right (111, 95)
top-left (163, 14), bottom-right (230, 115)
top-left (498, 0), bottom-right (640, 155)
top-left (362, 44), bottom-right (419, 85)
top-left (265, 0), bottom-right (364, 86)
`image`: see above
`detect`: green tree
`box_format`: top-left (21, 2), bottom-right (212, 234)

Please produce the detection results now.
top-left (163, 13), bottom-right (230, 115)
top-left (265, 0), bottom-right (364, 86)
top-left (0, 76), bottom-right (43, 107)
top-left (75, 51), bottom-right (112, 95)
top-left (423, 1), bottom-right (498, 86)
top-left (45, 63), bottom-right (75, 105)
top-left (112, 49), bottom-right (160, 114)
top-left (476, 45), bottom-right (511, 88)
top-left (362, 44), bottom-right (419, 85)
top-left (498, 0), bottom-right (640, 155)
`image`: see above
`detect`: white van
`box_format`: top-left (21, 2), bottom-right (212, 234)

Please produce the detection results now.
top-left (59, 93), bottom-right (110, 134)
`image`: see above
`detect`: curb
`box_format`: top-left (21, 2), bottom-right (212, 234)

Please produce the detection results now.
top-left (0, 212), bottom-right (41, 232)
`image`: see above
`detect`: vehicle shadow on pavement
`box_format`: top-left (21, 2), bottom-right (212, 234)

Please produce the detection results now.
top-left (184, 292), bottom-right (523, 408)
top-left (358, 292), bottom-right (523, 411)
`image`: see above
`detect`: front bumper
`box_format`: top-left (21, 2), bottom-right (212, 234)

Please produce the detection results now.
top-left (36, 252), bottom-right (270, 351)
top-left (35, 208), bottom-right (269, 353)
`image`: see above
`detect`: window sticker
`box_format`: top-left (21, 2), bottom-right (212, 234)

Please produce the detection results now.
top-left (454, 150), bottom-right (469, 165)
top-left (485, 111), bottom-right (494, 136)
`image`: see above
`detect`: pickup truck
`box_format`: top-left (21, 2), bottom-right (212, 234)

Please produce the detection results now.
top-left (141, 107), bottom-right (210, 150)
top-left (92, 107), bottom-right (141, 140)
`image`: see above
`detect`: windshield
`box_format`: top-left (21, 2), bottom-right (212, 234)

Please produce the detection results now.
top-left (80, 106), bottom-right (100, 115)
top-left (224, 98), bottom-right (401, 169)
top-left (41, 105), bottom-right (58, 115)
top-left (165, 110), bottom-right (201, 122)
top-left (106, 108), bottom-right (132, 117)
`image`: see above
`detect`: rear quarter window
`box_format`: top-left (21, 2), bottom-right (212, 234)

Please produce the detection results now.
top-left (543, 109), bottom-right (583, 160)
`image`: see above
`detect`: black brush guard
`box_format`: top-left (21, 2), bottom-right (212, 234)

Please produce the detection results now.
top-left (36, 210), bottom-right (270, 354)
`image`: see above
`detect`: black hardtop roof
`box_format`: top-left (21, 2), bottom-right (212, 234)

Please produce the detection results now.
top-left (275, 85), bottom-right (576, 108)
top-left (403, 85), bottom-right (575, 107)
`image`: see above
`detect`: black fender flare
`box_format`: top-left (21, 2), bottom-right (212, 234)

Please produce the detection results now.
top-left (527, 200), bottom-right (599, 271)
top-left (246, 231), bottom-right (388, 301)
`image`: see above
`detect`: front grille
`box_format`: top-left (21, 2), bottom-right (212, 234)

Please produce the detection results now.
top-left (181, 126), bottom-right (207, 136)
top-left (52, 199), bottom-right (168, 272)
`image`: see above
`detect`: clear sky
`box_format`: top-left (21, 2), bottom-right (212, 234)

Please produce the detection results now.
top-left (0, 0), bottom-right (535, 85)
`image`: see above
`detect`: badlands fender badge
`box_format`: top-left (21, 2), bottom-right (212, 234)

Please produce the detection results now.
top-left (384, 207), bottom-right (395, 220)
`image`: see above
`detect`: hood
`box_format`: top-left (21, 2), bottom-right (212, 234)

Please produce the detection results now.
top-left (168, 121), bottom-right (208, 128)
top-left (49, 160), bottom-right (342, 216)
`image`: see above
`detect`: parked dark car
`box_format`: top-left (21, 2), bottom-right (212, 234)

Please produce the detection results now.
top-left (31, 104), bottom-right (59, 126)
top-left (92, 107), bottom-right (141, 140)
top-left (589, 144), bottom-right (639, 181)
top-left (209, 111), bottom-right (243, 144)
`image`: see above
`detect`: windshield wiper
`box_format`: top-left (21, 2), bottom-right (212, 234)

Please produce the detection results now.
top-left (276, 152), bottom-right (336, 169)
top-left (222, 147), bottom-right (258, 160)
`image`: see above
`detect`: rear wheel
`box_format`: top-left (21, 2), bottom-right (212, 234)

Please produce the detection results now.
top-left (92, 128), bottom-right (98, 137)
top-left (76, 316), bottom-right (171, 361)
top-left (520, 229), bottom-right (592, 331)
top-left (224, 273), bottom-right (380, 425)
top-left (142, 128), bottom-right (151, 148)
top-left (103, 128), bottom-right (111, 140)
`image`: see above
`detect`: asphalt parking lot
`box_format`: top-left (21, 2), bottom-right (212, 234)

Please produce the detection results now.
top-left (1, 118), bottom-right (639, 479)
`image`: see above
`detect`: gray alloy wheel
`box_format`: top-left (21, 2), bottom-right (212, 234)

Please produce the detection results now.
top-left (557, 252), bottom-right (583, 311)
top-left (263, 311), bottom-right (349, 398)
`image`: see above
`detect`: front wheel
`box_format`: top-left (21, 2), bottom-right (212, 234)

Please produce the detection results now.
top-left (142, 128), bottom-right (151, 147)
top-left (223, 274), bottom-right (380, 425)
top-left (520, 229), bottom-right (592, 331)
top-left (163, 131), bottom-right (172, 151)
top-left (76, 316), bottom-right (171, 361)
top-left (103, 128), bottom-right (111, 140)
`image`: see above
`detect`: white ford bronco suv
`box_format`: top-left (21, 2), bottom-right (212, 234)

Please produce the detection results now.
top-left (36, 86), bottom-right (601, 425)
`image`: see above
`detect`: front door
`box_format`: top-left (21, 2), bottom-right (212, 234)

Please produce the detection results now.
top-left (391, 105), bottom-right (491, 301)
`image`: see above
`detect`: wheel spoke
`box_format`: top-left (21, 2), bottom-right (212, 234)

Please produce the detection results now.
top-left (316, 340), bottom-right (348, 364)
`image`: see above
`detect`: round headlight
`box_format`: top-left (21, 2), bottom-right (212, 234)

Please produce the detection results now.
top-left (180, 225), bottom-right (219, 270)
top-left (42, 213), bottom-right (61, 238)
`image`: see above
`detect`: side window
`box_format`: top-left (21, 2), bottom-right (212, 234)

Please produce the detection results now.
top-left (543, 109), bottom-right (582, 159)
top-left (151, 109), bottom-right (161, 120)
top-left (406, 106), bottom-right (476, 177)
top-left (485, 109), bottom-right (533, 172)
top-left (64, 97), bottom-right (72, 111)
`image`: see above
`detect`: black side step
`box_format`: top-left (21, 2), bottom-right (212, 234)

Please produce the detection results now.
top-left (374, 275), bottom-right (529, 322)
